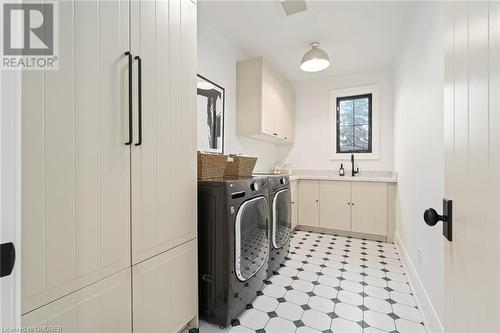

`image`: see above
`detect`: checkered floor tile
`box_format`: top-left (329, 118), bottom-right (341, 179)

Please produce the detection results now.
top-left (197, 230), bottom-right (425, 333)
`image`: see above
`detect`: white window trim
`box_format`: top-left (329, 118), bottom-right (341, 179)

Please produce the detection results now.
top-left (329, 84), bottom-right (380, 160)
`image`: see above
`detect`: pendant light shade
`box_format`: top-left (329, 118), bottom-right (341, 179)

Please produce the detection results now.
top-left (300, 42), bottom-right (330, 72)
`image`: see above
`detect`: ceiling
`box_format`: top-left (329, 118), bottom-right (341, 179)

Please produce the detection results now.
top-left (198, 1), bottom-right (421, 82)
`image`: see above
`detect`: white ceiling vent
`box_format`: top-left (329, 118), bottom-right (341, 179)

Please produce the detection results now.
top-left (280, 0), bottom-right (307, 17)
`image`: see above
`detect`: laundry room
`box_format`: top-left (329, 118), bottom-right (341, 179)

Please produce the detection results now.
top-left (2, 1), bottom-right (498, 333)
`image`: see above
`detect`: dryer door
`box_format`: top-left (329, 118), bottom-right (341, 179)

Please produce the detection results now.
top-left (235, 196), bottom-right (269, 281)
top-left (272, 189), bottom-right (292, 249)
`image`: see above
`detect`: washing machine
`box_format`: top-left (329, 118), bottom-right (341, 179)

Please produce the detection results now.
top-left (267, 175), bottom-right (292, 278)
top-left (197, 176), bottom-right (270, 328)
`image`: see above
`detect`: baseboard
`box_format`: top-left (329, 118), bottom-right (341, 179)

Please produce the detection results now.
top-left (296, 225), bottom-right (387, 242)
top-left (394, 231), bottom-right (444, 333)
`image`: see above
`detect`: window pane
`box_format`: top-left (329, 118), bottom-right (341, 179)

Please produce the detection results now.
top-left (338, 100), bottom-right (354, 125)
top-left (354, 98), bottom-right (369, 125)
top-left (338, 125), bottom-right (354, 152)
top-left (336, 94), bottom-right (372, 153)
top-left (354, 125), bottom-right (370, 151)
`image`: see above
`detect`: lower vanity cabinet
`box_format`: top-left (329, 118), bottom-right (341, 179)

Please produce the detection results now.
top-left (291, 180), bottom-right (298, 229)
top-left (22, 269), bottom-right (132, 332)
top-left (296, 180), bottom-right (393, 240)
top-left (298, 180), bottom-right (320, 227)
top-left (319, 181), bottom-right (351, 232)
top-left (132, 240), bottom-right (198, 333)
top-left (351, 182), bottom-right (388, 236)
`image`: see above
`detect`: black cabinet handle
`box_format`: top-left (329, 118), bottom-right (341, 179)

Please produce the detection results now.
top-left (134, 56), bottom-right (142, 146)
top-left (125, 51), bottom-right (133, 145)
top-left (1, 242), bottom-right (15, 278)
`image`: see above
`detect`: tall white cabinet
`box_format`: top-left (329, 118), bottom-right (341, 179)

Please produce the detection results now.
top-left (130, 0), bottom-right (197, 265)
top-left (22, 0), bottom-right (131, 315)
top-left (21, 1), bottom-right (198, 331)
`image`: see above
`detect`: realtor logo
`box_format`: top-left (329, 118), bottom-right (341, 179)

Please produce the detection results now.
top-left (1, 2), bottom-right (58, 69)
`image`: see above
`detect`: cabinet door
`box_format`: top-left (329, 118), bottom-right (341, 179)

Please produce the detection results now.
top-left (22, 269), bottom-right (132, 332)
top-left (22, 0), bottom-right (130, 313)
top-left (351, 182), bottom-right (388, 236)
top-left (133, 240), bottom-right (197, 333)
top-left (261, 61), bottom-right (276, 136)
top-left (319, 181), bottom-right (351, 231)
top-left (298, 180), bottom-right (320, 227)
top-left (131, 0), bottom-right (197, 264)
top-left (284, 83), bottom-right (295, 142)
top-left (291, 180), bottom-right (299, 230)
top-left (274, 75), bottom-right (287, 140)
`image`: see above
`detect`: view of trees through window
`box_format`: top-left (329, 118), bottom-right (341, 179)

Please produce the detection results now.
top-left (336, 94), bottom-right (372, 153)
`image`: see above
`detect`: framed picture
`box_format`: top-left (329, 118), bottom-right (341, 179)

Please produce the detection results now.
top-left (197, 74), bottom-right (225, 154)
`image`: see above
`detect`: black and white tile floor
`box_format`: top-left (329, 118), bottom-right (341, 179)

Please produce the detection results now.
top-left (198, 230), bottom-right (425, 333)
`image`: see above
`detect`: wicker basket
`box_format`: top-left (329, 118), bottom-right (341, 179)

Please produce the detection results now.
top-left (224, 154), bottom-right (258, 177)
top-left (197, 152), bottom-right (228, 179)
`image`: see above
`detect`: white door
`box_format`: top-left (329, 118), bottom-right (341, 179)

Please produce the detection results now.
top-left (0, 69), bottom-right (22, 329)
top-left (131, 0), bottom-right (197, 264)
top-left (443, 2), bottom-right (500, 331)
top-left (319, 181), bottom-right (351, 232)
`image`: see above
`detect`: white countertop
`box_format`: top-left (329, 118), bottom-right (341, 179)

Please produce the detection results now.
top-left (288, 170), bottom-right (398, 183)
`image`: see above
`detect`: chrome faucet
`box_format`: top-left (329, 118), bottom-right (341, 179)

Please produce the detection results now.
top-left (351, 154), bottom-right (359, 177)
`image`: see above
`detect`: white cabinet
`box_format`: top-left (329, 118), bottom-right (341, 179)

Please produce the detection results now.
top-left (291, 180), bottom-right (298, 230)
top-left (283, 82), bottom-right (296, 142)
top-left (133, 240), bottom-right (197, 333)
top-left (236, 57), bottom-right (295, 144)
top-left (351, 182), bottom-right (388, 236)
top-left (22, 0), bottom-right (131, 313)
top-left (319, 181), bottom-right (351, 232)
top-left (296, 180), bottom-right (392, 239)
top-left (298, 180), bottom-right (320, 227)
top-left (22, 269), bottom-right (132, 333)
top-left (21, 0), bottom-right (198, 329)
top-left (130, 0), bottom-right (197, 265)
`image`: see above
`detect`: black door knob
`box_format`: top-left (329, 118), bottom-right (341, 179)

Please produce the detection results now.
top-left (423, 208), bottom-right (446, 226)
top-left (423, 199), bottom-right (453, 241)
top-left (0, 242), bottom-right (16, 278)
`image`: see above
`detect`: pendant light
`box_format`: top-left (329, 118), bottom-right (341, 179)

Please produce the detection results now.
top-left (300, 42), bottom-right (330, 72)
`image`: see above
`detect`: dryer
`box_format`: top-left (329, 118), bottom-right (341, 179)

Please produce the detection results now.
top-left (198, 177), bottom-right (270, 328)
top-left (267, 175), bottom-right (292, 278)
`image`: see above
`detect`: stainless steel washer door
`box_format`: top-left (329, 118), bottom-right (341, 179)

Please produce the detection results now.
top-left (272, 189), bottom-right (291, 249)
top-left (235, 196), bottom-right (270, 281)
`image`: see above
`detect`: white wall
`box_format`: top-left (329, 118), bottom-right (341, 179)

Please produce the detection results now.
top-left (197, 21), bottom-right (277, 172)
top-left (393, 3), bottom-right (444, 331)
top-left (277, 68), bottom-right (394, 171)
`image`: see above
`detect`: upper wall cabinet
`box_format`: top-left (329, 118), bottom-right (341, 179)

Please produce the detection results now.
top-left (236, 57), bottom-right (295, 144)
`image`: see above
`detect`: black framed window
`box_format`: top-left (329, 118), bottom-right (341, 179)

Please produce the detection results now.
top-left (336, 93), bottom-right (372, 154)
